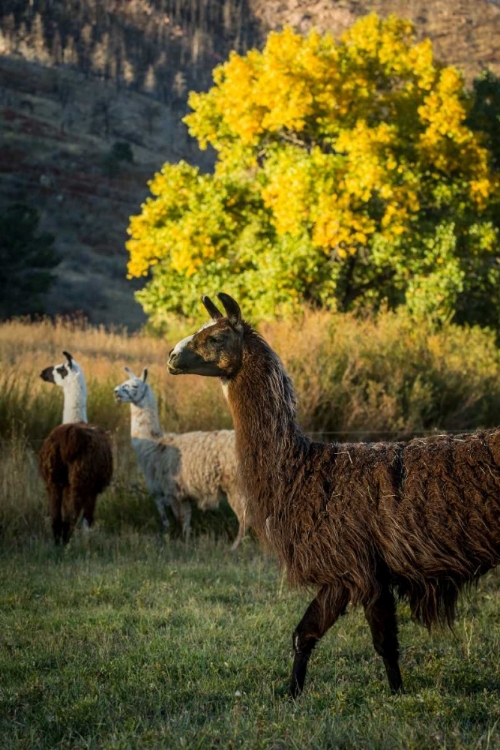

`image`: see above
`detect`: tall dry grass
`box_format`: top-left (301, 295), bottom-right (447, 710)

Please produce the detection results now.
top-left (0, 316), bottom-right (231, 445)
top-left (2, 311), bottom-right (500, 541)
top-left (2, 312), bottom-right (500, 444)
top-left (263, 310), bottom-right (500, 436)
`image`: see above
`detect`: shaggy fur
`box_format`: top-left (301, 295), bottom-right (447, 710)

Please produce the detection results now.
top-left (167, 293), bottom-right (500, 697)
top-left (39, 352), bottom-right (113, 544)
top-left (114, 367), bottom-right (249, 548)
top-left (39, 423), bottom-right (113, 544)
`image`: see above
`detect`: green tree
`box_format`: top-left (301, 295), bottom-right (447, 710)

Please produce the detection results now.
top-left (102, 141), bottom-right (134, 177)
top-left (468, 70), bottom-right (500, 170)
top-left (0, 203), bottom-right (60, 318)
top-left (127, 15), bottom-right (500, 325)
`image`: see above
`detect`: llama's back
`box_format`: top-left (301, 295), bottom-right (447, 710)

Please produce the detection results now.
top-left (163, 429), bottom-right (240, 509)
top-left (265, 429), bottom-right (500, 626)
top-left (40, 422), bottom-right (113, 494)
top-left (392, 429), bottom-right (500, 576)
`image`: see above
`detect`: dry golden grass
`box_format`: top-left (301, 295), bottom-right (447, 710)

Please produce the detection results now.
top-left (2, 311), bottom-right (500, 444)
top-left (0, 316), bottom-right (232, 443)
top-left (2, 311), bottom-right (500, 540)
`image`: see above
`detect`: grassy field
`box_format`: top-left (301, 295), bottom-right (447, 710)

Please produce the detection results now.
top-left (1, 534), bottom-right (499, 750)
top-left (2, 315), bottom-right (500, 748)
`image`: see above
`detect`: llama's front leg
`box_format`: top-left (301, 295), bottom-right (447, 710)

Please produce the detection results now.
top-left (153, 493), bottom-right (170, 533)
top-left (169, 492), bottom-right (192, 541)
top-left (230, 519), bottom-right (246, 551)
top-left (363, 585), bottom-right (403, 694)
top-left (230, 505), bottom-right (247, 551)
top-left (291, 585), bottom-right (349, 699)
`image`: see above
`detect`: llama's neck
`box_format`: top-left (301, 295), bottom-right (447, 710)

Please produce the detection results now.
top-left (226, 327), bottom-right (308, 520)
top-left (130, 387), bottom-right (163, 440)
top-left (62, 373), bottom-right (88, 423)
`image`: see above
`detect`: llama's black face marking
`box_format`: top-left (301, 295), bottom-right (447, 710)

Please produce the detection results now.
top-left (40, 354), bottom-right (83, 389)
top-left (40, 366), bottom-right (55, 384)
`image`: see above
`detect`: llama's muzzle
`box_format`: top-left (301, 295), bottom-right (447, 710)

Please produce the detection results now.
top-left (167, 359), bottom-right (182, 375)
top-left (40, 366), bottom-right (55, 383)
top-left (168, 348), bottom-right (227, 376)
top-left (167, 349), bottom-right (185, 374)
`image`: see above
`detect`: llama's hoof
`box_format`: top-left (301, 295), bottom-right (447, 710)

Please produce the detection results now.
top-left (390, 686), bottom-right (405, 696)
top-left (289, 682), bottom-right (304, 701)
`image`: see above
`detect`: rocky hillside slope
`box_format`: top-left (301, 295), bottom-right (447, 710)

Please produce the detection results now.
top-left (0, 0), bottom-right (499, 327)
top-left (253, 1), bottom-right (500, 84)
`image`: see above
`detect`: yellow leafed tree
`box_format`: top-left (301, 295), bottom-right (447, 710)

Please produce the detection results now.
top-left (127, 14), bottom-right (500, 326)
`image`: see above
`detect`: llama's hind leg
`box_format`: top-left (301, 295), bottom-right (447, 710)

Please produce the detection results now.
top-left (61, 486), bottom-right (79, 545)
top-left (363, 585), bottom-right (403, 694)
top-left (291, 585), bottom-right (349, 699)
top-left (82, 496), bottom-right (97, 532)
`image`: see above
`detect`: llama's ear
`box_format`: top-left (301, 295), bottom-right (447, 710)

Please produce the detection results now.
top-left (141, 368), bottom-right (148, 382)
top-left (217, 293), bottom-right (242, 328)
top-left (62, 351), bottom-right (74, 369)
top-left (124, 366), bottom-right (135, 378)
top-left (202, 295), bottom-right (223, 321)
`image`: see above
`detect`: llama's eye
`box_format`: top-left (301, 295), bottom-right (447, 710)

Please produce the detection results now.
top-left (207, 335), bottom-right (219, 345)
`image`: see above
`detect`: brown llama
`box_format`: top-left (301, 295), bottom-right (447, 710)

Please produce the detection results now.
top-left (167, 293), bottom-right (500, 698)
top-left (39, 351), bottom-right (113, 544)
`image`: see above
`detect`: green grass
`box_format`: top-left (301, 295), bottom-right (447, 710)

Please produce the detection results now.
top-left (2, 315), bottom-right (500, 748)
top-left (1, 535), bottom-right (499, 749)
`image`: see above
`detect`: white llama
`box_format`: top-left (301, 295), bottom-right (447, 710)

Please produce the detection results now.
top-left (114, 366), bottom-right (249, 548)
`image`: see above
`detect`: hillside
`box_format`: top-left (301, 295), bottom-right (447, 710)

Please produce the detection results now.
top-left (0, 54), bottom-right (213, 328)
top-left (0, 0), bottom-right (499, 327)
top-left (252, 0), bottom-right (500, 84)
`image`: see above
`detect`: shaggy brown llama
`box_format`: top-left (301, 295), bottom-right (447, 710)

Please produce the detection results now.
top-left (39, 351), bottom-right (113, 544)
top-left (167, 293), bottom-right (500, 698)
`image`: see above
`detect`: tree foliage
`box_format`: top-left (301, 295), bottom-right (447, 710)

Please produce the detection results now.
top-left (0, 203), bottom-right (60, 319)
top-left (467, 70), bottom-right (500, 170)
top-left (127, 15), bottom-right (500, 324)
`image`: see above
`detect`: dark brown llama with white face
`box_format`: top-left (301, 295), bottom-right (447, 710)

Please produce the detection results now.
top-left (39, 351), bottom-right (113, 544)
top-left (167, 293), bottom-right (500, 699)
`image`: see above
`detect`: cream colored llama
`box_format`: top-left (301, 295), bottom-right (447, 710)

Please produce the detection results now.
top-left (114, 366), bottom-right (249, 548)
